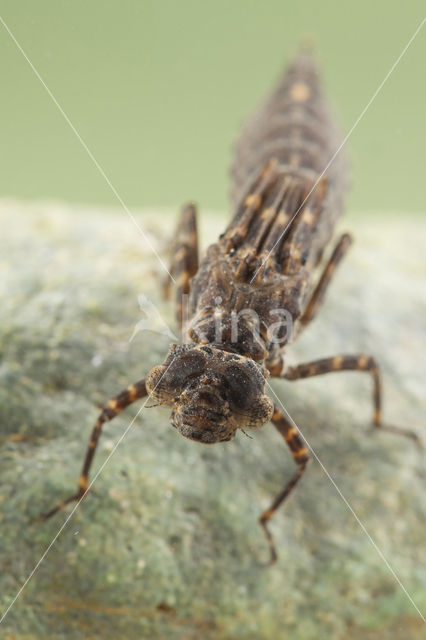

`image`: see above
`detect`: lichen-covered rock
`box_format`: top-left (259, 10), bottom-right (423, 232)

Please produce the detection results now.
top-left (0, 200), bottom-right (425, 639)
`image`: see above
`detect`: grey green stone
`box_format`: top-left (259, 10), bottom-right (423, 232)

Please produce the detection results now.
top-left (0, 201), bottom-right (425, 639)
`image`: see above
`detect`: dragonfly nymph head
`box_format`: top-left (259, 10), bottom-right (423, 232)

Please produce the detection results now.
top-left (146, 343), bottom-right (273, 444)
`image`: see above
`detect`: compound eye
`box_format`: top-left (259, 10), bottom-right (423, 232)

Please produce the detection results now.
top-left (246, 394), bottom-right (274, 428)
top-left (146, 351), bottom-right (206, 402)
top-left (145, 365), bottom-right (169, 402)
top-left (224, 364), bottom-right (259, 412)
top-left (166, 351), bottom-right (206, 388)
top-left (223, 363), bottom-right (273, 428)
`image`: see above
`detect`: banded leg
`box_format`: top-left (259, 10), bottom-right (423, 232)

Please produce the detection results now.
top-left (299, 232), bottom-right (353, 328)
top-left (41, 379), bottom-right (148, 519)
top-left (259, 406), bottom-right (310, 564)
top-left (163, 202), bottom-right (199, 332)
top-left (283, 355), bottom-right (420, 444)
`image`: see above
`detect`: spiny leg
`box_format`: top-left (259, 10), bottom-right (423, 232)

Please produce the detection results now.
top-left (299, 232), bottom-right (353, 328)
top-left (163, 202), bottom-right (199, 332)
top-left (41, 379), bottom-right (148, 520)
top-left (259, 405), bottom-right (310, 564)
top-left (283, 355), bottom-right (420, 444)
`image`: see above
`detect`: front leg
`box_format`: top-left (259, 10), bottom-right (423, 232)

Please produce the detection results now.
top-left (259, 406), bottom-right (310, 564)
top-left (283, 355), bottom-right (420, 444)
top-left (40, 379), bottom-right (148, 519)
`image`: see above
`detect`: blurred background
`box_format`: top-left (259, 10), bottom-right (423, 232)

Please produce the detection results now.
top-left (0, 0), bottom-right (425, 216)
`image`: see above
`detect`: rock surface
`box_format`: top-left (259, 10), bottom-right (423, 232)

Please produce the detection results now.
top-left (0, 200), bottom-right (425, 639)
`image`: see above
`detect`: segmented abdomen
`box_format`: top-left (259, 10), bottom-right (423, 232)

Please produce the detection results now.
top-left (230, 52), bottom-right (347, 219)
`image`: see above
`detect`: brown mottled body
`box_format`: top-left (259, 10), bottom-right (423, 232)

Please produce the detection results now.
top-left (188, 54), bottom-right (349, 370)
top-left (43, 52), bottom-right (419, 563)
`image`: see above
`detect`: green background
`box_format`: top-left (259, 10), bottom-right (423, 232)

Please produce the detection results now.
top-left (0, 1), bottom-right (425, 214)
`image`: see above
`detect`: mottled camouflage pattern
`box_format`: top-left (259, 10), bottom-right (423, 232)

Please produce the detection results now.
top-left (43, 53), bottom-right (419, 563)
top-left (188, 54), bottom-right (347, 373)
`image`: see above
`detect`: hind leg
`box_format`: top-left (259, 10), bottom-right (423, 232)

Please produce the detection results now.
top-left (299, 232), bottom-right (353, 328)
top-left (163, 202), bottom-right (199, 333)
